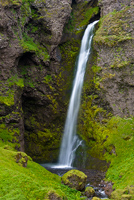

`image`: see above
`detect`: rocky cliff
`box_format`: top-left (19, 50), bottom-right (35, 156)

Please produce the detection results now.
top-left (78, 0), bottom-right (134, 169)
top-left (0, 0), bottom-right (133, 166)
top-left (0, 0), bottom-right (99, 162)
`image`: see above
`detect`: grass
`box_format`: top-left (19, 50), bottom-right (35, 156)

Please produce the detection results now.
top-left (0, 145), bottom-right (82, 199)
top-left (104, 117), bottom-right (134, 189)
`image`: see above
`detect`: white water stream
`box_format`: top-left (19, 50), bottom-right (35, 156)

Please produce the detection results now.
top-left (58, 20), bottom-right (99, 167)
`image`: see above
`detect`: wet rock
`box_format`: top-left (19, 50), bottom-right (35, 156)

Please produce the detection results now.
top-left (61, 169), bottom-right (87, 191)
top-left (103, 181), bottom-right (113, 197)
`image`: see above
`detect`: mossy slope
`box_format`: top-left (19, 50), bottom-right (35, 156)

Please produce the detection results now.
top-left (0, 145), bottom-right (82, 200)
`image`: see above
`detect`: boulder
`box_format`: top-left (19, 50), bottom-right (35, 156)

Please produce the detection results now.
top-left (44, 190), bottom-right (67, 200)
top-left (85, 186), bottom-right (95, 198)
top-left (61, 169), bottom-right (87, 191)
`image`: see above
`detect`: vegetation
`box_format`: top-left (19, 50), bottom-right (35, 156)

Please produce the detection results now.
top-left (0, 75), bottom-right (24, 106)
top-left (20, 33), bottom-right (49, 62)
top-left (79, 90), bottom-right (134, 196)
top-left (94, 7), bottom-right (134, 47)
top-left (0, 145), bottom-right (82, 199)
top-left (64, 2), bottom-right (99, 34)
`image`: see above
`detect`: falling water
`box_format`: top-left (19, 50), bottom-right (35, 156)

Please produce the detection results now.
top-left (58, 20), bottom-right (99, 167)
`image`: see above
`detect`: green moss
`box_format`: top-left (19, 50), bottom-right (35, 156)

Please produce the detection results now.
top-left (62, 170), bottom-right (87, 191)
top-left (59, 38), bottom-right (81, 96)
top-left (20, 33), bottom-right (49, 62)
top-left (77, 7), bottom-right (99, 34)
top-left (0, 123), bottom-right (21, 149)
top-left (94, 7), bottom-right (134, 47)
top-left (64, 2), bottom-right (99, 34)
top-left (0, 0), bottom-right (22, 6)
top-left (7, 75), bottom-right (24, 88)
top-left (79, 109), bottom-right (134, 190)
top-left (0, 75), bottom-right (24, 106)
top-left (0, 93), bottom-right (14, 106)
top-left (62, 170), bottom-right (87, 183)
top-left (0, 146), bottom-right (82, 199)
top-left (24, 115), bottom-right (62, 161)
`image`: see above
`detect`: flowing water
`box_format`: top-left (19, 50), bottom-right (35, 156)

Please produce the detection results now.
top-left (40, 20), bottom-right (108, 199)
top-left (58, 20), bottom-right (99, 167)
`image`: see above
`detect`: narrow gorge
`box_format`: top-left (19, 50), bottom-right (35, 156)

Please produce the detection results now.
top-left (0, 0), bottom-right (134, 199)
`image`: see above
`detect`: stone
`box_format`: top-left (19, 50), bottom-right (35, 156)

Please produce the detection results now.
top-left (104, 182), bottom-right (113, 197)
top-left (85, 186), bottom-right (95, 198)
top-left (15, 152), bottom-right (28, 167)
top-left (61, 169), bottom-right (87, 191)
top-left (44, 190), bottom-right (67, 200)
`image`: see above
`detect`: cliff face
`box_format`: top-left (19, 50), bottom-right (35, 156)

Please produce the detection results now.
top-left (93, 0), bottom-right (134, 117)
top-left (79, 0), bottom-right (134, 128)
top-left (1, 0), bottom-right (133, 166)
top-left (78, 0), bottom-right (134, 169)
top-left (0, 0), bottom-right (99, 162)
top-left (0, 0), bottom-right (72, 161)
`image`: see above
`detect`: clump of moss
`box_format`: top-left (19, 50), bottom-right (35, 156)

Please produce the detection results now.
top-left (20, 33), bottom-right (50, 62)
top-left (0, 75), bottom-right (24, 106)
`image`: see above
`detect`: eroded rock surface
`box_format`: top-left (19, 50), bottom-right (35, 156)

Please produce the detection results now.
top-left (93, 3), bottom-right (134, 117)
top-left (0, 0), bottom-right (99, 161)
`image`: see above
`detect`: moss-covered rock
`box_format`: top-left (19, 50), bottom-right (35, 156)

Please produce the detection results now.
top-left (62, 169), bottom-right (87, 191)
top-left (85, 186), bottom-right (95, 198)
top-left (44, 189), bottom-right (67, 200)
top-left (92, 197), bottom-right (101, 200)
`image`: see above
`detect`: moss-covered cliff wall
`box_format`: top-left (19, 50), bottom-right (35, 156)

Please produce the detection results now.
top-left (77, 0), bottom-right (134, 195)
top-left (1, 0), bottom-right (134, 198)
top-left (0, 0), bottom-right (99, 162)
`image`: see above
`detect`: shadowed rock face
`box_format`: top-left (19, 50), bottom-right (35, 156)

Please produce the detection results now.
top-left (0, 0), bottom-right (99, 161)
top-left (0, 0), bottom-right (133, 166)
top-left (0, 0), bottom-right (72, 156)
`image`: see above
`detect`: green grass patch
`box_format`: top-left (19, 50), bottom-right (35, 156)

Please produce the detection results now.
top-left (0, 146), bottom-right (82, 199)
top-left (104, 117), bottom-right (134, 189)
top-left (79, 107), bottom-right (134, 190)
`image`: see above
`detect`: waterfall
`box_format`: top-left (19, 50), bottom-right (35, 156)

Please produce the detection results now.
top-left (58, 20), bottom-right (99, 167)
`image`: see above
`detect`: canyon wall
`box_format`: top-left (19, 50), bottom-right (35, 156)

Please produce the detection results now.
top-left (0, 0), bottom-right (99, 162)
top-left (0, 0), bottom-right (133, 165)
